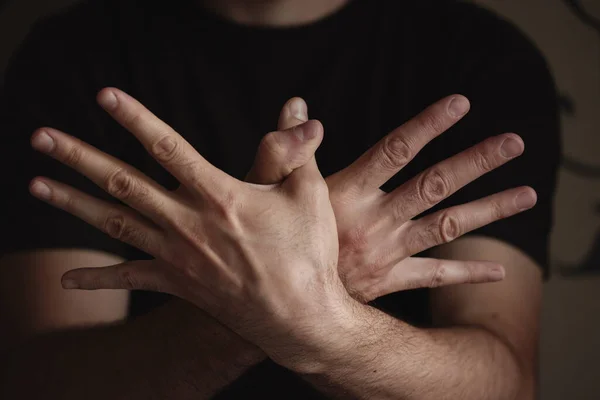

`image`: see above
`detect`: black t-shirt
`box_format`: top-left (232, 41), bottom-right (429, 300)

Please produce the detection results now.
top-left (1, 0), bottom-right (560, 398)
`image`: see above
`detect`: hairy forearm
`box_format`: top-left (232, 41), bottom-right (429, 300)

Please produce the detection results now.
top-left (300, 303), bottom-right (529, 400)
top-left (0, 299), bottom-right (264, 399)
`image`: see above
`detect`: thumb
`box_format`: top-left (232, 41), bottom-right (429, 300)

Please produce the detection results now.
top-left (278, 96), bottom-right (308, 131)
top-left (246, 98), bottom-right (322, 184)
top-left (283, 119), bottom-right (327, 190)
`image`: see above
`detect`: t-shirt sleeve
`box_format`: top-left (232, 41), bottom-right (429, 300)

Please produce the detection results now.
top-left (0, 17), bottom-right (135, 260)
top-left (421, 4), bottom-right (561, 278)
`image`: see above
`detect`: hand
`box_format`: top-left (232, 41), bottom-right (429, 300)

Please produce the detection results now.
top-left (29, 88), bottom-right (345, 370)
top-left (250, 95), bottom-right (535, 302)
top-left (323, 95), bottom-right (535, 301)
top-left (31, 93), bottom-right (533, 304)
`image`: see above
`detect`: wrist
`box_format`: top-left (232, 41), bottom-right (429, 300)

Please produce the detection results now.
top-left (284, 296), bottom-right (413, 376)
top-left (270, 293), bottom-right (375, 374)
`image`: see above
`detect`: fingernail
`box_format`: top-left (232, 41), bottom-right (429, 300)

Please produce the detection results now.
top-left (290, 99), bottom-right (308, 122)
top-left (500, 137), bottom-right (523, 158)
top-left (30, 181), bottom-right (52, 200)
top-left (516, 191), bottom-right (536, 210)
top-left (294, 120), bottom-right (319, 142)
top-left (99, 90), bottom-right (118, 110)
top-left (490, 266), bottom-right (505, 280)
top-left (31, 131), bottom-right (55, 153)
top-left (295, 122), bottom-right (318, 141)
top-left (448, 96), bottom-right (470, 118)
top-left (62, 279), bottom-right (79, 289)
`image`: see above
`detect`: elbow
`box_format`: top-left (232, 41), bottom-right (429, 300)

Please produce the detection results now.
top-left (503, 346), bottom-right (537, 400)
top-left (513, 368), bottom-right (536, 400)
top-left (482, 328), bottom-right (536, 400)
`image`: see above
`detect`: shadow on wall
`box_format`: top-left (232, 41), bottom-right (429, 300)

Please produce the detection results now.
top-left (557, 0), bottom-right (600, 276)
top-left (559, 200), bottom-right (600, 276)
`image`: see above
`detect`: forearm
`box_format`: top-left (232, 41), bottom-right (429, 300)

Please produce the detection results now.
top-left (299, 303), bottom-right (529, 400)
top-left (0, 299), bottom-right (265, 399)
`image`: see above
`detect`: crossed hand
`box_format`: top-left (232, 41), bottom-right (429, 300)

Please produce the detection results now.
top-left (29, 88), bottom-right (535, 368)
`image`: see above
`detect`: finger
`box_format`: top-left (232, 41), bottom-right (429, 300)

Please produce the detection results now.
top-left (246, 121), bottom-right (323, 184)
top-left (29, 177), bottom-right (167, 258)
top-left (96, 88), bottom-right (232, 194)
top-left (339, 95), bottom-right (470, 192)
top-left (31, 128), bottom-right (180, 228)
top-left (403, 187), bottom-right (537, 255)
top-left (253, 97), bottom-right (316, 184)
top-left (367, 257), bottom-right (505, 302)
top-left (246, 97), bottom-right (311, 184)
top-left (283, 120), bottom-right (328, 190)
top-left (385, 133), bottom-right (525, 222)
top-left (278, 97), bottom-right (308, 131)
top-left (62, 260), bottom-right (174, 293)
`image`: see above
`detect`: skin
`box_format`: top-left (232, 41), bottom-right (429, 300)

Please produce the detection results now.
top-left (200, 0), bottom-right (350, 27)
top-left (21, 88), bottom-right (538, 399)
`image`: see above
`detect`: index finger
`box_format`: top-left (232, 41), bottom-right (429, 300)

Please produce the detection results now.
top-left (97, 88), bottom-right (233, 194)
top-left (340, 95), bottom-right (470, 192)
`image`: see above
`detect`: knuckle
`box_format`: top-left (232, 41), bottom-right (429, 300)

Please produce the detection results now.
top-left (151, 135), bottom-right (179, 163)
top-left (417, 168), bottom-right (451, 206)
top-left (208, 190), bottom-right (240, 225)
top-left (261, 131), bottom-right (285, 158)
top-left (380, 135), bottom-right (412, 170)
top-left (59, 191), bottom-right (75, 211)
top-left (429, 261), bottom-right (447, 288)
top-left (219, 190), bottom-right (237, 214)
top-left (125, 111), bottom-right (144, 129)
top-left (180, 263), bottom-right (201, 281)
top-left (116, 267), bottom-right (139, 290)
top-left (472, 147), bottom-right (494, 173)
top-left (488, 198), bottom-right (506, 220)
top-left (104, 212), bottom-right (127, 240)
top-left (438, 212), bottom-right (461, 243)
top-left (104, 212), bottom-right (149, 251)
top-left (63, 144), bottom-right (84, 168)
top-left (464, 264), bottom-right (476, 283)
top-left (106, 169), bottom-right (136, 200)
top-left (417, 112), bottom-right (446, 135)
